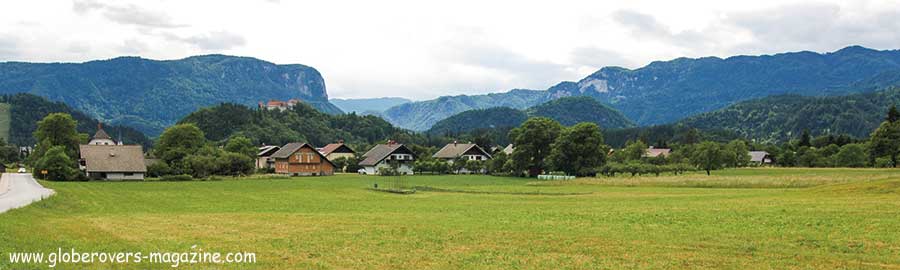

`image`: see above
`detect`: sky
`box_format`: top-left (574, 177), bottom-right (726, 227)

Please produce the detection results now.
top-left (1, 0), bottom-right (899, 100)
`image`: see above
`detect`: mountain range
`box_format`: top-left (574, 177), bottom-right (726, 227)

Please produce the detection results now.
top-left (0, 55), bottom-right (342, 136)
top-left (382, 46), bottom-right (900, 131)
top-left (330, 97), bottom-right (411, 115)
top-left (427, 97), bottom-right (635, 135)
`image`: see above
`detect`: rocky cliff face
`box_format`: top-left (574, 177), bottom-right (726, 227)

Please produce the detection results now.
top-left (384, 46), bottom-right (900, 131)
top-left (0, 55), bottom-right (341, 135)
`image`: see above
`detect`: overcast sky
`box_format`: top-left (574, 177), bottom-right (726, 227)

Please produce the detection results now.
top-left (2, 0), bottom-right (899, 100)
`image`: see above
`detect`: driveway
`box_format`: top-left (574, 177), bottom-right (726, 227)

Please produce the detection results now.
top-left (0, 173), bottom-right (55, 214)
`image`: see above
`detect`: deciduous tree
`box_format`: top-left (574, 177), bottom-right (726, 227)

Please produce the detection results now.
top-left (547, 122), bottom-right (607, 176)
top-left (509, 117), bottom-right (562, 176)
top-left (691, 141), bottom-right (727, 175)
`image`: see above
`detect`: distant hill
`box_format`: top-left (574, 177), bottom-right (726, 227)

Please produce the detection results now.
top-left (383, 46), bottom-right (900, 130)
top-left (330, 97), bottom-right (411, 115)
top-left (0, 55), bottom-right (342, 136)
top-left (427, 97), bottom-right (635, 135)
top-left (179, 101), bottom-right (427, 148)
top-left (0, 93), bottom-right (151, 147)
top-left (678, 86), bottom-right (900, 142)
top-left (382, 89), bottom-right (546, 131)
top-left (526, 97), bottom-right (636, 128)
top-left (427, 107), bottom-right (528, 135)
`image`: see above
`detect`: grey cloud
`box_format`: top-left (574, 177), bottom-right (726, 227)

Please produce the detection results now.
top-left (612, 10), bottom-right (669, 37)
top-left (569, 47), bottom-right (635, 69)
top-left (437, 42), bottom-right (576, 90)
top-left (72, 0), bottom-right (186, 28)
top-left (612, 10), bottom-right (716, 51)
top-left (724, 3), bottom-right (900, 53)
top-left (163, 31), bottom-right (247, 50)
top-left (611, 3), bottom-right (900, 57)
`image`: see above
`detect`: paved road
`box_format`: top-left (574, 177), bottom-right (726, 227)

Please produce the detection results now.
top-left (0, 173), bottom-right (55, 214)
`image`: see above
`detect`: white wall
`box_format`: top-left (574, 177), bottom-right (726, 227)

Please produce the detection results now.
top-left (104, 172), bottom-right (144, 180)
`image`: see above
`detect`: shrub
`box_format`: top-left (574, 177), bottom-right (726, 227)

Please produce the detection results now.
top-left (146, 161), bottom-right (173, 178)
top-left (160, 174), bottom-right (193, 181)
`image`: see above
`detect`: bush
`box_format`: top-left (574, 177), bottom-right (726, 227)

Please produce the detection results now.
top-left (33, 145), bottom-right (78, 181)
top-left (146, 161), bottom-right (173, 178)
top-left (378, 167), bottom-right (400, 176)
top-left (160, 174), bottom-right (193, 181)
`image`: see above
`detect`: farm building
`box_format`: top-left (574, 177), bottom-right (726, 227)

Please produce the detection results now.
top-left (256, 145), bottom-right (280, 169)
top-left (88, 123), bottom-right (118, 146)
top-left (749, 151), bottom-right (774, 165)
top-left (271, 143), bottom-right (335, 176)
top-left (318, 140), bottom-right (356, 161)
top-left (78, 145), bottom-right (147, 180)
top-left (78, 125), bottom-right (147, 180)
top-left (358, 141), bottom-right (416, 175)
top-left (432, 142), bottom-right (492, 174)
top-left (503, 144), bottom-right (514, 155)
top-left (643, 147), bottom-right (671, 158)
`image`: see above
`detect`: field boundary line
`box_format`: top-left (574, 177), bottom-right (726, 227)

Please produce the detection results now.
top-left (414, 186), bottom-right (592, 196)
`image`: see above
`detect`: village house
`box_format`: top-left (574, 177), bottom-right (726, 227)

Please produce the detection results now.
top-left (88, 123), bottom-right (118, 145)
top-left (271, 143), bottom-right (335, 176)
top-left (256, 145), bottom-right (280, 169)
top-left (643, 146), bottom-right (671, 158)
top-left (432, 142), bottom-right (492, 174)
top-left (503, 144), bottom-right (514, 155)
top-left (358, 141), bottom-right (416, 175)
top-left (749, 151), bottom-right (774, 166)
top-left (258, 99), bottom-right (302, 111)
top-left (318, 140), bottom-right (356, 161)
top-left (78, 125), bottom-right (146, 180)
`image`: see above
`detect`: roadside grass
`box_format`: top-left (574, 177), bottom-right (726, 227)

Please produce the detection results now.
top-left (1, 168), bottom-right (899, 269)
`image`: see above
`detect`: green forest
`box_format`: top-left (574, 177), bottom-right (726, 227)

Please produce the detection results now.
top-left (0, 93), bottom-right (151, 147)
top-left (679, 86), bottom-right (900, 142)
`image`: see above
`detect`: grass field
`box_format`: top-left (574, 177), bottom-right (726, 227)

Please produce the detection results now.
top-left (2, 168), bottom-right (900, 269)
top-left (0, 103), bottom-right (10, 143)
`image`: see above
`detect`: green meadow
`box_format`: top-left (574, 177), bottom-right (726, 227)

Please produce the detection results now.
top-left (2, 168), bottom-right (900, 269)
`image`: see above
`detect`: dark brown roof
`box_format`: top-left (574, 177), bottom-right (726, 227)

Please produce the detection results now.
top-left (319, 143), bottom-right (355, 156)
top-left (270, 143), bottom-right (335, 166)
top-left (359, 144), bottom-right (415, 166)
top-left (258, 145), bottom-right (280, 157)
top-left (79, 145), bottom-right (146, 173)
top-left (432, 143), bottom-right (491, 159)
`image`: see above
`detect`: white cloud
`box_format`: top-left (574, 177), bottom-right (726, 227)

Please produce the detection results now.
top-left (161, 31), bottom-right (247, 51)
top-left (72, 0), bottom-right (187, 28)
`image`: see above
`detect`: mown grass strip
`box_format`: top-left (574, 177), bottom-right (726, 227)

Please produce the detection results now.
top-left (414, 186), bottom-right (592, 196)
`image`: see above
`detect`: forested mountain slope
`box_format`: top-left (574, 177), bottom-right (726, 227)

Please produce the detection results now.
top-left (0, 55), bottom-right (342, 136)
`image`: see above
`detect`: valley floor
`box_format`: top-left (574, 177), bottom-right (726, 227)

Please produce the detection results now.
top-left (1, 168), bottom-right (899, 269)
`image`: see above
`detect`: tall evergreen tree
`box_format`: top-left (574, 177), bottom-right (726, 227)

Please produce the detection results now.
top-left (798, 129), bottom-right (812, 147)
top-left (887, 105), bottom-right (900, 123)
